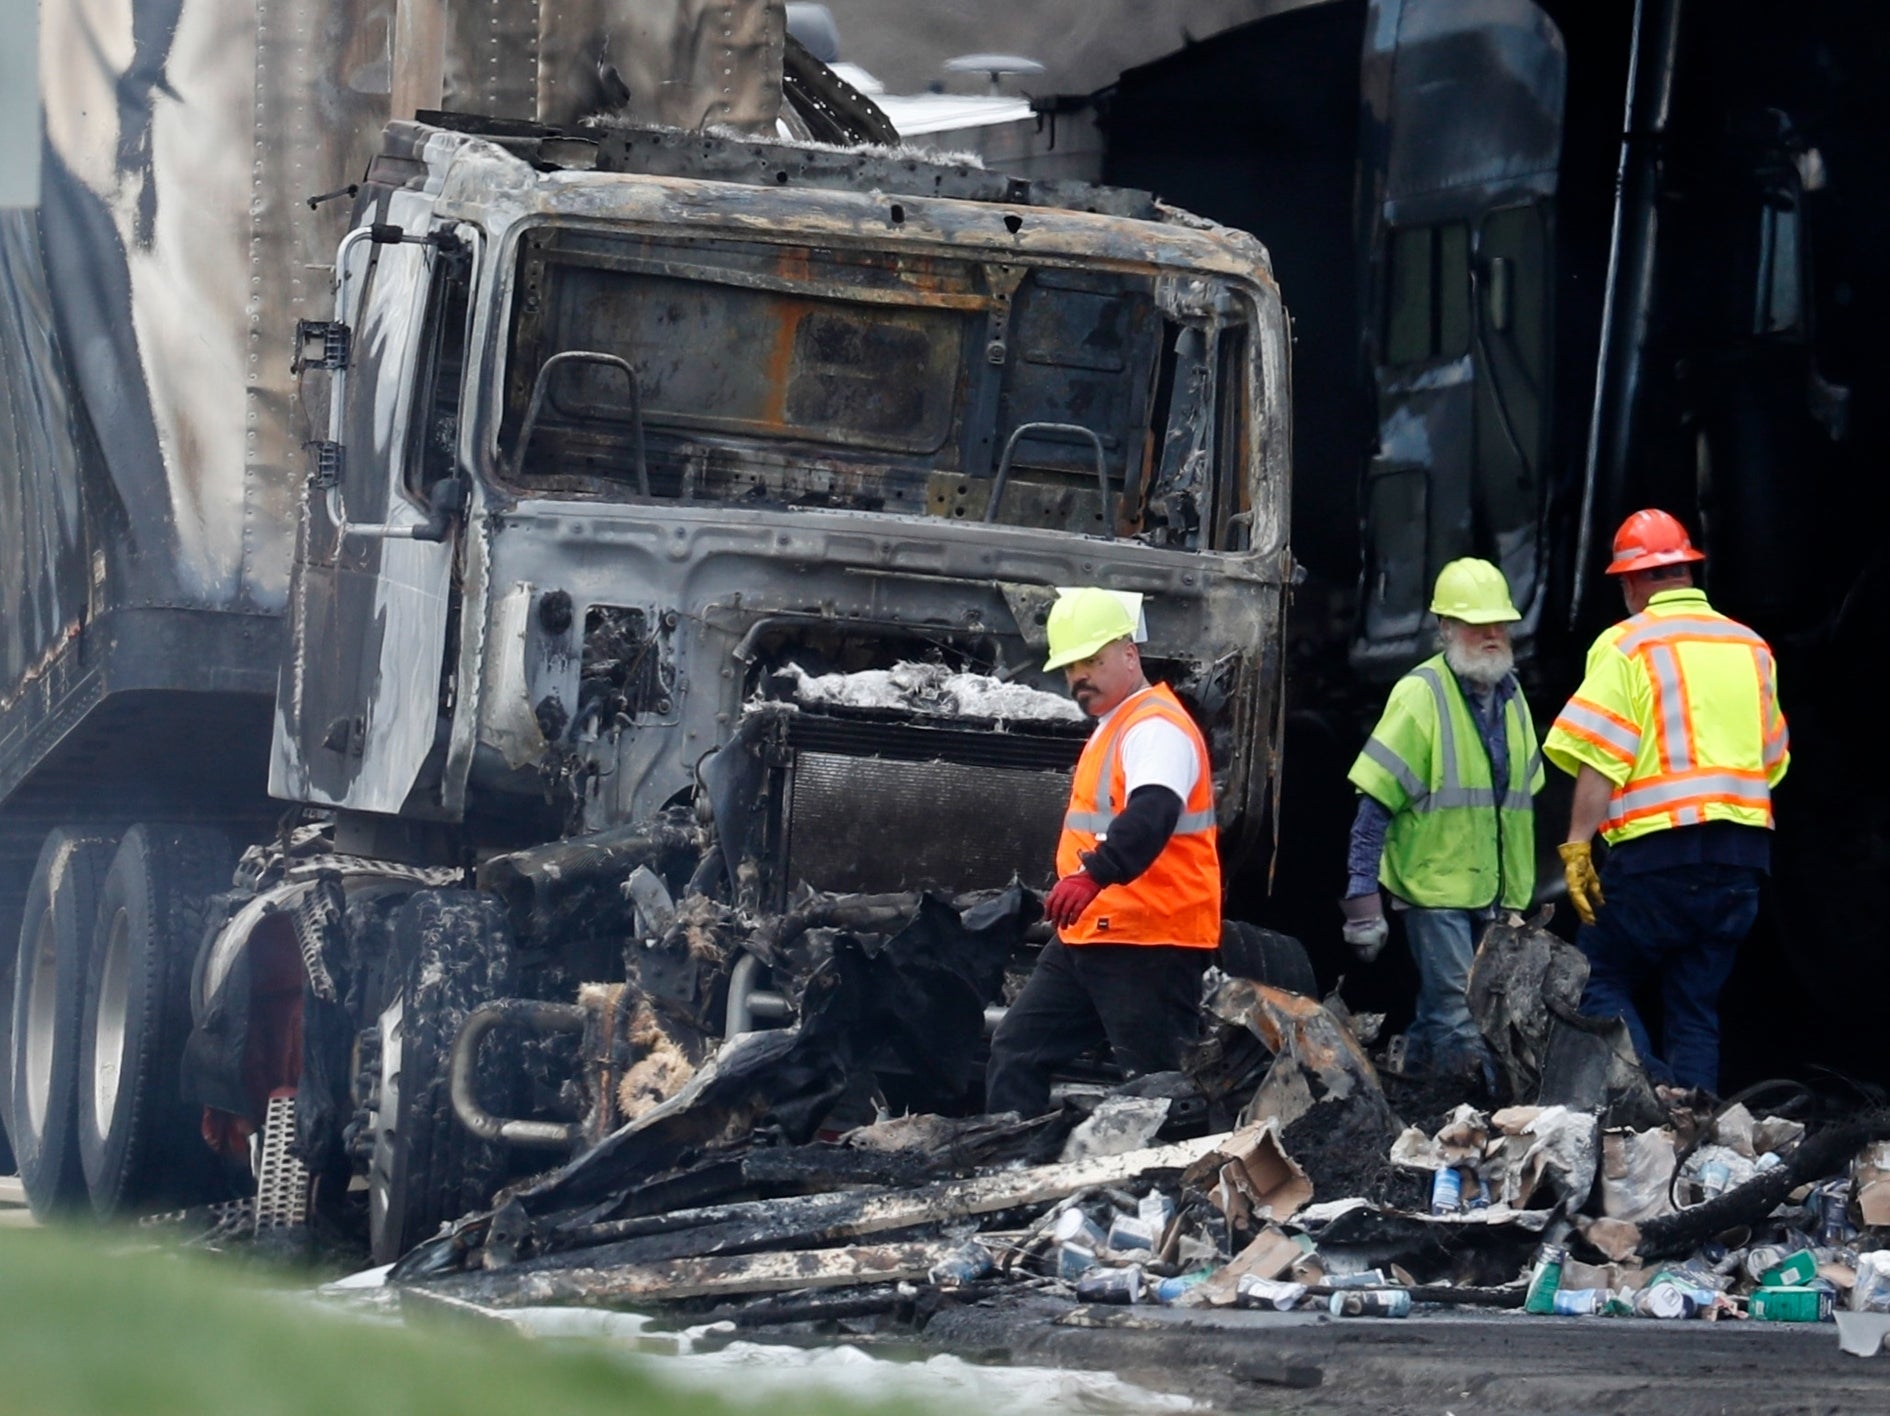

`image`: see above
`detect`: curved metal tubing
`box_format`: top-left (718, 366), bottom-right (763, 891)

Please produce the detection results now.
top-left (448, 999), bottom-right (587, 1149)
top-left (724, 953), bottom-right (792, 1037)
top-left (512, 350), bottom-right (650, 496)
top-left (982, 421), bottom-right (1112, 537)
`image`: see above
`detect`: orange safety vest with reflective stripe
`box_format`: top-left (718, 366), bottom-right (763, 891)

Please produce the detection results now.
top-left (1056, 683), bottom-right (1221, 947)
top-left (1543, 588), bottom-right (1789, 846)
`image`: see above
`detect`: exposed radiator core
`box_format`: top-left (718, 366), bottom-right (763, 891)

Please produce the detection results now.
top-left (780, 709), bottom-right (1084, 896)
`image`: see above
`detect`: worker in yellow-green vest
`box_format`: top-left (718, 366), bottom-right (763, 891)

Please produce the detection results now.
top-left (1544, 509), bottom-right (1787, 1096)
top-left (1343, 559), bottom-right (1544, 1078)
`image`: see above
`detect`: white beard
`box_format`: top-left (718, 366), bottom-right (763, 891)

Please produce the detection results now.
top-left (1444, 637), bottom-right (1515, 688)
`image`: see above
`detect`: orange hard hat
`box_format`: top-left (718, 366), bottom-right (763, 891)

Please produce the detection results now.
top-left (1605, 508), bottom-right (1705, 575)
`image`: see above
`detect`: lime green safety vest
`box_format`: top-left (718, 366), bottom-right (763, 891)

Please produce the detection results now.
top-left (1348, 655), bottom-right (1544, 910)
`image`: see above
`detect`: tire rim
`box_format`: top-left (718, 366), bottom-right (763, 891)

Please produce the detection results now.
top-left (91, 906), bottom-right (132, 1141)
top-left (368, 995), bottom-right (404, 1252)
top-left (23, 912), bottom-right (59, 1139)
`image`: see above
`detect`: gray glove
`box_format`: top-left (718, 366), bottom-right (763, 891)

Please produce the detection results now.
top-left (1339, 893), bottom-right (1389, 962)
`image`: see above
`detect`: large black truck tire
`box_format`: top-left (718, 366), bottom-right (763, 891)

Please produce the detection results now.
top-left (77, 824), bottom-right (234, 1218)
top-left (368, 889), bottom-right (514, 1265)
top-left (0, 856), bottom-right (28, 1173)
top-left (9, 829), bottom-right (118, 1216)
top-left (1218, 920), bottom-right (1320, 998)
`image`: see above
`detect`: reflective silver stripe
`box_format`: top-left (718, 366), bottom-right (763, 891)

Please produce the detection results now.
top-left (1522, 749), bottom-right (1544, 786)
top-left (1408, 664), bottom-right (1532, 815)
top-left (1412, 667), bottom-right (1460, 800)
top-left (1674, 806), bottom-right (1703, 826)
top-left (1360, 736), bottom-right (1427, 803)
top-left (1617, 615), bottom-right (1763, 653)
top-left (1756, 646), bottom-right (1789, 765)
top-left (1063, 806), bottom-right (1217, 836)
top-left (1067, 693), bottom-right (1217, 838)
top-left (1612, 771), bottom-right (1770, 813)
top-left (1554, 700), bottom-right (1640, 761)
top-left (1647, 643), bottom-right (1692, 772)
top-left (1412, 785), bottom-right (1536, 814)
top-left (1765, 725), bottom-right (1791, 767)
top-left (1088, 708), bottom-right (1141, 821)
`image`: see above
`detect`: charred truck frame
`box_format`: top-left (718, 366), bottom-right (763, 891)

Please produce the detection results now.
top-left (0, 2), bottom-right (1291, 1261)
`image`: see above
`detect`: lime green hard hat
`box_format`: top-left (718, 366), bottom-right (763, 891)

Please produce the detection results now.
top-left (1429, 558), bottom-right (1520, 625)
top-left (1042, 587), bottom-right (1143, 671)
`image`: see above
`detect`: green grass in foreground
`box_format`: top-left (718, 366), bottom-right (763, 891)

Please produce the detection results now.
top-left (0, 1227), bottom-right (898, 1416)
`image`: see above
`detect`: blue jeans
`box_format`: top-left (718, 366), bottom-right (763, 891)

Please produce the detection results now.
top-left (1576, 863), bottom-right (1762, 1094)
top-left (1402, 908), bottom-right (1489, 1076)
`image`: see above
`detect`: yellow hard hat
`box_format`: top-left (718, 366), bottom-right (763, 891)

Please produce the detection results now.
top-left (1042, 587), bottom-right (1142, 671)
top-left (1429, 558), bottom-right (1520, 625)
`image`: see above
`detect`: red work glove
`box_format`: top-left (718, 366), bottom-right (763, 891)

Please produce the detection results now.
top-left (1044, 871), bottom-right (1105, 930)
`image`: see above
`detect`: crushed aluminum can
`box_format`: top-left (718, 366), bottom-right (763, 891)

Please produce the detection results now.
top-left (1056, 1242), bottom-right (1100, 1281)
top-left (1633, 1284), bottom-right (1695, 1319)
top-left (1153, 1270), bottom-right (1213, 1304)
top-left (1551, 1287), bottom-right (1606, 1316)
top-left (1235, 1275), bottom-right (1309, 1311)
top-left (1075, 1264), bottom-right (1144, 1305)
top-left (1698, 1158), bottom-right (1732, 1201)
top-left (1106, 1214), bottom-right (1159, 1253)
top-left (1137, 1191), bottom-right (1175, 1233)
top-left (1816, 1180), bottom-right (1855, 1247)
top-left (1326, 1268), bottom-right (1392, 1289)
top-left (1328, 1289), bottom-right (1411, 1318)
top-left (1430, 1166), bottom-right (1463, 1216)
top-left (927, 1240), bottom-right (995, 1287)
top-left (1744, 1245), bottom-right (1789, 1285)
top-left (1052, 1208), bottom-right (1108, 1251)
top-left (1759, 1248), bottom-right (1818, 1289)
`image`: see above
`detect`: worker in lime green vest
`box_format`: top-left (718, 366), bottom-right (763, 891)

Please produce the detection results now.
top-left (1343, 559), bottom-right (1544, 1078)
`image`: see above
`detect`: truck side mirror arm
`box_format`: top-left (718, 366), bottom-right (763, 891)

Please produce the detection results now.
top-left (411, 475), bottom-right (468, 543)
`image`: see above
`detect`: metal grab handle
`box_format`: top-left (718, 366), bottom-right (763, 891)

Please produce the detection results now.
top-left (449, 999), bottom-right (587, 1149)
top-left (982, 421), bottom-right (1113, 537)
top-left (512, 350), bottom-right (650, 496)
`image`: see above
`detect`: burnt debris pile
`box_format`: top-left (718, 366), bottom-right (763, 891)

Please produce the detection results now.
top-left (364, 905), bottom-right (1890, 1338)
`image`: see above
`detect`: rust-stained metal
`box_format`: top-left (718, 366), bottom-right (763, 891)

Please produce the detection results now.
top-left (450, 999), bottom-right (587, 1148)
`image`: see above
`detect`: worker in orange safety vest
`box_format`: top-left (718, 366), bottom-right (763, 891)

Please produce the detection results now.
top-left (1543, 509), bottom-right (1788, 1094)
top-left (985, 587), bottom-right (1221, 1117)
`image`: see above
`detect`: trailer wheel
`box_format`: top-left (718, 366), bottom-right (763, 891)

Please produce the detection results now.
top-left (9, 829), bottom-right (118, 1216)
top-left (0, 857), bottom-right (27, 1173)
top-left (368, 890), bottom-right (514, 1265)
top-left (77, 824), bottom-right (233, 1217)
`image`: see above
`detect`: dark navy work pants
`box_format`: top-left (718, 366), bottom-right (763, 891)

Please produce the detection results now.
top-left (984, 939), bottom-right (1209, 1118)
top-left (1576, 863), bottom-right (1762, 1094)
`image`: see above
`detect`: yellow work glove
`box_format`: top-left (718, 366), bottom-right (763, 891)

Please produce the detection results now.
top-left (1557, 841), bottom-right (1604, 926)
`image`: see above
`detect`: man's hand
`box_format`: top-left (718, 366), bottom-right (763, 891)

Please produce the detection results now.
top-left (1338, 893), bottom-right (1389, 962)
top-left (1558, 840), bottom-right (1605, 926)
top-left (1044, 871), bottom-right (1105, 930)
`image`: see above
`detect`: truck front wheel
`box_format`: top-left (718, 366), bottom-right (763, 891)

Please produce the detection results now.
top-left (367, 889), bottom-right (514, 1265)
top-left (9, 828), bottom-right (118, 1217)
top-left (77, 824), bottom-right (233, 1218)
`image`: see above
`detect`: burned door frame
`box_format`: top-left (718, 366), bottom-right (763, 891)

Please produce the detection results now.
top-left (271, 209), bottom-right (479, 815)
top-left (1351, 0), bottom-right (1565, 678)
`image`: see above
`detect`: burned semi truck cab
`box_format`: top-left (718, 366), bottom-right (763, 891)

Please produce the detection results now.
top-left (239, 119), bottom-right (1294, 1257)
top-left (271, 119), bottom-right (1292, 888)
